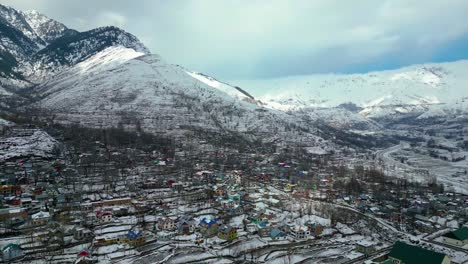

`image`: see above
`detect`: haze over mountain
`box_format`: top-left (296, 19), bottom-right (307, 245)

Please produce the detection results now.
top-left (3, 0), bottom-right (468, 80)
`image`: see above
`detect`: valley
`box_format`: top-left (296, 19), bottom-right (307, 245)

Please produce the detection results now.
top-left (0, 3), bottom-right (466, 264)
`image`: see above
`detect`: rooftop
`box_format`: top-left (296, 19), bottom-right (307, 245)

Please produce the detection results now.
top-left (389, 241), bottom-right (447, 264)
top-left (443, 226), bottom-right (468, 241)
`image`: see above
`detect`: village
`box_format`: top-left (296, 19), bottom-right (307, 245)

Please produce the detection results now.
top-left (0, 127), bottom-right (467, 264)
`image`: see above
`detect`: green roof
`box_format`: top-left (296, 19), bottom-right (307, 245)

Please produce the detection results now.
top-left (380, 260), bottom-right (393, 264)
top-left (443, 226), bottom-right (468, 241)
top-left (3, 243), bottom-right (20, 251)
top-left (389, 241), bottom-right (447, 264)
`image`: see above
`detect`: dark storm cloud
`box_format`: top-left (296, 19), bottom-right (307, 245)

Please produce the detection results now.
top-left (2, 0), bottom-right (468, 80)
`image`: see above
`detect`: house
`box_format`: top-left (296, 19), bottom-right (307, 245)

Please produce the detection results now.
top-left (98, 211), bottom-right (113, 223)
top-left (387, 241), bottom-right (450, 264)
top-left (93, 235), bottom-right (119, 247)
top-left (177, 216), bottom-right (195, 234)
top-left (73, 227), bottom-right (94, 241)
top-left (77, 250), bottom-right (91, 258)
top-left (124, 229), bottom-right (145, 246)
top-left (270, 228), bottom-right (287, 240)
top-left (0, 207), bottom-right (27, 222)
top-left (356, 240), bottom-right (376, 256)
top-left (2, 244), bottom-right (23, 261)
top-left (216, 188), bottom-right (226, 197)
top-left (31, 211), bottom-right (50, 226)
top-left (258, 226), bottom-right (272, 237)
top-left (305, 222), bottom-right (325, 236)
top-left (172, 182), bottom-right (184, 192)
top-left (218, 225), bottom-right (237, 241)
top-left (158, 217), bottom-right (176, 230)
top-left (199, 217), bottom-right (219, 237)
top-left (284, 223), bottom-right (310, 240)
top-left (284, 183), bottom-right (296, 192)
top-left (441, 226), bottom-right (468, 247)
top-left (246, 223), bottom-right (258, 233)
top-left (76, 249), bottom-right (93, 264)
top-left (250, 213), bottom-right (267, 226)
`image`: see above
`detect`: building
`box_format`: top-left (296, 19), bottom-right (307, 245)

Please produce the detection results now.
top-left (218, 225), bottom-right (237, 241)
top-left (124, 229), bottom-right (145, 246)
top-left (441, 226), bottom-right (468, 247)
top-left (73, 227), bottom-right (94, 241)
top-left (356, 240), bottom-right (376, 256)
top-left (2, 244), bottom-right (23, 261)
top-left (177, 216), bottom-right (195, 234)
top-left (0, 207), bottom-right (28, 221)
top-left (76, 250), bottom-right (93, 264)
top-left (96, 211), bottom-right (113, 223)
top-left (284, 223), bottom-right (310, 240)
top-left (158, 217), bottom-right (176, 230)
top-left (199, 217), bottom-right (219, 237)
top-left (387, 241), bottom-right (450, 264)
top-left (270, 228), bottom-right (287, 240)
top-left (31, 211), bottom-right (51, 226)
top-left (305, 221), bottom-right (325, 236)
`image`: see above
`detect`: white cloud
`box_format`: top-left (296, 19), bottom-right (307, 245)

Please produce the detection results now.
top-left (1, 0), bottom-right (468, 78)
top-left (96, 11), bottom-right (127, 28)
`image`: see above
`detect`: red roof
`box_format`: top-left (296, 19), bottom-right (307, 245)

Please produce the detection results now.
top-left (78, 250), bottom-right (90, 257)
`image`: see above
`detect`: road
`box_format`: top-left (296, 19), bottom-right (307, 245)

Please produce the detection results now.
top-left (375, 142), bottom-right (414, 177)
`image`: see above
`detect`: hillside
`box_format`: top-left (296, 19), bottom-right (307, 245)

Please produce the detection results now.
top-left (34, 46), bottom-right (330, 151)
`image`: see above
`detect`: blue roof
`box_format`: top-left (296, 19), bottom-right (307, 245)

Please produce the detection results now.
top-left (270, 228), bottom-right (286, 238)
top-left (199, 217), bottom-right (219, 227)
top-left (126, 230), bottom-right (142, 240)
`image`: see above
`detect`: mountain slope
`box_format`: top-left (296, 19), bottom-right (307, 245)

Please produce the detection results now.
top-left (35, 46), bottom-right (328, 150)
top-left (187, 71), bottom-right (260, 105)
top-left (27, 26), bottom-right (150, 81)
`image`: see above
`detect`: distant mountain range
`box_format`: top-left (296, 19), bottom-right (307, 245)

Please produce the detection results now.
top-left (232, 61), bottom-right (468, 125)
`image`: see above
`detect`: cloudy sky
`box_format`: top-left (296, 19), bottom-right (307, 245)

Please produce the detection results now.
top-left (2, 0), bottom-right (468, 80)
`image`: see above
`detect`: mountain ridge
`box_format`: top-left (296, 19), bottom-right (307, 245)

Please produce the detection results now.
top-left (0, 4), bottom-right (149, 83)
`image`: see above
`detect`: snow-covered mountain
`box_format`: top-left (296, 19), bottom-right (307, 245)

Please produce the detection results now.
top-left (21, 10), bottom-right (74, 44)
top-left (34, 46), bottom-right (330, 150)
top-left (0, 3), bottom-right (464, 152)
top-left (0, 4), bottom-right (148, 83)
top-left (233, 61), bottom-right (468, 123)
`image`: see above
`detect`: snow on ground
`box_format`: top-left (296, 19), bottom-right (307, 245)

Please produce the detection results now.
top-left (0, 129), bottom-right (57, 161)
top-left (335, 223), bottom-right (356, 235)
top-left (0, 118), bottom-right (12, 127)
top-left (296, 214), bottom-right (331, 226)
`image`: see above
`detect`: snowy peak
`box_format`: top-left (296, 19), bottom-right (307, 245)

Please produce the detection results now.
top-left (0, 4), bottom-right (75, 46)
top-left (0, 4), bottom-right (149, 82)
top-left (0, 4), bottom-right (45, 46)
top-left (22, 9), bottom-right (75, 44)
top-left (233, 60), bottom-right (468, 121)
top-left (389, 66), bottom-right (447, 88)
top-left (27, 26), bottom-right (150, 81)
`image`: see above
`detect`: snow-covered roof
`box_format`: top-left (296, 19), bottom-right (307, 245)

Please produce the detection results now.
top-left (32, 211), bottom-right (50, 219)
